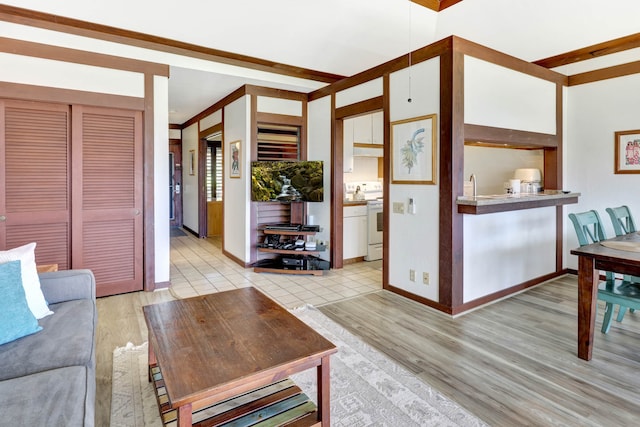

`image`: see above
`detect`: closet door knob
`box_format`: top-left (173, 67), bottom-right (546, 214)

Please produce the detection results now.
top-left (0, 215), bottom-right (6, 222)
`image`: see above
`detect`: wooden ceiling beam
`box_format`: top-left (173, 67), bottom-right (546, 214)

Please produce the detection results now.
top-left (534, 32), bottom-right (640, 69)
top-left (0, 4), bottom-right (345, 84)
top-left (410, 0), bottom-right (464, 12)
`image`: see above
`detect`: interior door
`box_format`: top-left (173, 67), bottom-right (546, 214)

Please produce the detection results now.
top-left (0, 100), bottom-right (71, 268)
top-left (72, 105), bottom-right (143, 296)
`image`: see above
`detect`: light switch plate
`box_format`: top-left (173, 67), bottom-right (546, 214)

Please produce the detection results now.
top-left (393, 202), bottom-right (405, 214)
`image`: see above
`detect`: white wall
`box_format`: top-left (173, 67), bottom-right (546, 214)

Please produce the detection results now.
top-left (200, 109), bottom-right (222, 130)
top-left (348, 157), bottom-right (380, 183)
top-left (335, 78), bottom-right (383, 108)
top-left (154, 76), bottom-right (171, 283)
top-left (564, 74), bottom-right (640, 269)
top-left (181, 123), bottom-right (199, 232)
top-left (463, 208), bottom-right (556, 302)
top-left (307, 96), bottom-right (333, 260)
top-left (223, 95), bottom-right (251, 261)
top-left (464, 146), bottom-right (544, 195)
top-left (464, 56), bottom-right (556, 134)
top-left (389, 57), bottom-right (441, 301)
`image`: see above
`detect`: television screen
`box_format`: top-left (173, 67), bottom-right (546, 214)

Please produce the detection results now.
top-left (251, 161), bottom-right (324, 202)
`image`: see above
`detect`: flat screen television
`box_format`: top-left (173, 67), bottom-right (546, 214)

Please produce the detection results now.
top-left (251, 160), bottom-right (324, 202)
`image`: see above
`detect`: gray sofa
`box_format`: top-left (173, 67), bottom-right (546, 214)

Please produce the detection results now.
top-left (0, 269), bottom-right (97, 426)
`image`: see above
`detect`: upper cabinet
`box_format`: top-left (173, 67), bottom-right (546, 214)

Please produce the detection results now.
top-left (352, 111), bottom-right (383, 145)
top-left (343, 118), bottom-right (354, 173)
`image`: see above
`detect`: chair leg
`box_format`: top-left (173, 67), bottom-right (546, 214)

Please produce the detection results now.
top-left (617, 306), bottom-right (628, 322)
top-left (602, 303), bottom-right (615, 333)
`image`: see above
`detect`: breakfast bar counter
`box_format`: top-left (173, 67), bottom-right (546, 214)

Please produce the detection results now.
top-left (457, 190), bottom-right (580, 215)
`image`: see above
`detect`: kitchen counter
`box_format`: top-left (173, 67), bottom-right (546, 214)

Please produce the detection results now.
top-left (457, 190), bottom-right (580, 214)
top-left (343, 200), bottom-right (369, 206)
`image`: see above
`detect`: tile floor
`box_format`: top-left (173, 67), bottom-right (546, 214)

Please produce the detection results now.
top-left (168, 231), bottom-right (382, 309)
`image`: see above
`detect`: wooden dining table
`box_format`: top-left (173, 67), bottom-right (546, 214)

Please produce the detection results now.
top-left (570, 231), bottom-right (640, 360)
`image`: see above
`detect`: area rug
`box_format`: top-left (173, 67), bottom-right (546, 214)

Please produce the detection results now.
top-left (110, 306), bottom-right (486, 426)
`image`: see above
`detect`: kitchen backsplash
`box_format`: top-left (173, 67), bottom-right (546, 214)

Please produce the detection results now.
top-left (344, 156), bottom-right (380, 182)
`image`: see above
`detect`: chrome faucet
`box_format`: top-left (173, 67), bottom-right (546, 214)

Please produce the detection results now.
top-left (469, 174), bottom-right (477, 198)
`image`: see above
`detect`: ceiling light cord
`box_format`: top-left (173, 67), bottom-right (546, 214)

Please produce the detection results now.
top-left (408, 0), bottom-right (413, 103)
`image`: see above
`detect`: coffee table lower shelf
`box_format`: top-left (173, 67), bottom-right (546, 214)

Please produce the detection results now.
top-left (150, 364), bottom-right (320, 427)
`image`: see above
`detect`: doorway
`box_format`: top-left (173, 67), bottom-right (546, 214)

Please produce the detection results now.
top-left (205, 133), bottom-right (223, 237)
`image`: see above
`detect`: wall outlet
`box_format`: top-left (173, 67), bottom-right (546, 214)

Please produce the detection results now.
top-left (409, 269), bottom-right (415, 281)
top-left (393, 202), bottom-right (405, 214)
top-left (423, 272), bottom-right (430, 285)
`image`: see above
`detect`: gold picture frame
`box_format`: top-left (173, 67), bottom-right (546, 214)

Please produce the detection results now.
top-left (391, 114), bottom-right (437, 184)
top-left (229, 140), bottom-right (241, 178)
top-left (614, 129), bottom-right (640, 174)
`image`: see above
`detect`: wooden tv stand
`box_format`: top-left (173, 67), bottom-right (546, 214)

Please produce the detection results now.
top-left (254, 227), bottom-right (326, 276)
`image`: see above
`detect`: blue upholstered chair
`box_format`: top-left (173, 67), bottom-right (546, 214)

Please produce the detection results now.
top-left (569, 210), bottom-right (640, 333)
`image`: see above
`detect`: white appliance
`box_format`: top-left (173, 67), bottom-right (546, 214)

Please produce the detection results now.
top-left (365, 199), bottom-right (383, 261)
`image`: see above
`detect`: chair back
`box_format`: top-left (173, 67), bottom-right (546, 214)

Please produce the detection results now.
top-left (569, 210), bottom-right (614, 282)
top-left (569, 210), bottom-right (608, 246)
top-left (606, 205), bottom-right (637, 236)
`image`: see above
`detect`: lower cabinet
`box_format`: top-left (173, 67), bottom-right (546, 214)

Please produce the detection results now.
top-left (343, 205), bottom-right (367, 260)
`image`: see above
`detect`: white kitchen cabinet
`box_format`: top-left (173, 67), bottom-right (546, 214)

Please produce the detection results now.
top-left (353, 114), bottom-right (372, 143)
top-left (343, 118), bottom-right (354, 173)
top-left (352, 111), bottom-right (383, 145)
top-left (343, 205), bottom-right (368, 259)
top-left (371, 111), bottom-right (383, 145)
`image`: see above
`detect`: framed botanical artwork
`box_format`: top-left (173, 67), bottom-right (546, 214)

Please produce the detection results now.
top-left (188, 149), bottom-right (195, 176)
top-left (391, 114), bottom-right (437, 184)
top-left (229, 140), bottom-right (241, 178)
top-left (614, 130), bottom-right (640, 174)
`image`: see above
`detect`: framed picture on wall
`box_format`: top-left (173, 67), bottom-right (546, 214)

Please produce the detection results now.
top-left (230, 140), bottom-right (241, 178)
top-left (189, 149), bottom-right (195, 176)
top-left (614, 130), bottom-right (640, 174)
top-left (391, 114), bottom-right (437, 184)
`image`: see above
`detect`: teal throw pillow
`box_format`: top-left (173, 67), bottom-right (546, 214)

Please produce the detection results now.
top-left (0, 260), bottom-right (42, 345)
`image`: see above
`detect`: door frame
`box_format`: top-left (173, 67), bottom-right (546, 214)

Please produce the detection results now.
top-left (199, 123), bottom-right (224, 238)
top-left (169, 139), bottom-right (183, 227)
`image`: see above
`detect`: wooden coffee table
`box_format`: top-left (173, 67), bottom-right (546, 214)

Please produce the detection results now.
top-left (143, 287), bottom-right (337, 426)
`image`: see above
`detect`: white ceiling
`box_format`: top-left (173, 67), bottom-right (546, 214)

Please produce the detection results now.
top-left (3, 0), bottom-right (640, 124)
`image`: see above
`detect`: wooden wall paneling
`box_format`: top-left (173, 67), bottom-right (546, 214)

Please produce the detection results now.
top-left (554, 82), bottom-right (564, 273)
top-left (382, 74), bottom-right (390, 290)
top-left (0, 82), bottom-right (144, 111)
top-left (250, 94), bottom-right (259, 265)
top-left (568, 61), bottom-right (640, 86)
top-left (143, 73), bottom-right (155, 290)
top-left (309, 37), bottom-right (452, 102)
top-left (0, 100), bottom-right (71, 268)
top-left (72, 105), bottom-right (144, 297)
top-left (331, 94), bottom-right (342, 269)
top-left (453, 36), bottom-right (567, 85)
top-left (440, 48), bottom-right (465, 311)
top-left (534, 32), bottom-right (640, 69)
top-left (463, 124), bottom-right (558, 148)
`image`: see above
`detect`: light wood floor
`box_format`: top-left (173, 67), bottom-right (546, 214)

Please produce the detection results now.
top-left (96, 275), bottom-right (640, 426)
top-left (320, 275), bottom-right (640, 426)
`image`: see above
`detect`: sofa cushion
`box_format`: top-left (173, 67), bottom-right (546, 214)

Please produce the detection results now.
top-left (0, 242), bottom-right (53, 319)
top-left (0, 298), bottom-right (95, 381)
top-left (0, 260), bottom-right (42, 345)
top-left (0, 366), bottom-right (92, 426)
